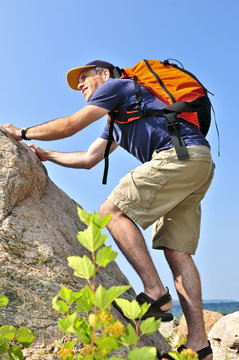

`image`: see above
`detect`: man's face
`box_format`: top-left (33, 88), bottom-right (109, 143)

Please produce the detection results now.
top-left (77, 69), bottom-right (105, 102)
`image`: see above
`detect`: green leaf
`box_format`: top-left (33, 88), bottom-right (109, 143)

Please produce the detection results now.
top-left (74, 319), bottom-right (92, 344)
top-left (92, 213), bottom-right (111, 229)
top-left (59, 286), bottom-right (72, 301)
top-left (140, 317), bottom-right (161, 335)
top-left (8, 345), bottom-right (24, 360)
top-left (77, 223), bottom-right (107, 252)
top-left (0, 295), bottom-right (9, 307)
top-left (95, 336), bottom-right (119, 353)
top-left (0, 325), bottom-right (16, 345)
top-left (59, 286), bottom-right (82, 306)
top-left (68, 340), bottom-right (77, 348)
top-left (94, 285), bottom-right (131, 310)
top-left (67, 292), bottom-right (82, 306)
top-left (114, 299), bottom-right (142, 320)
top-left (0, 343), bottom-right (8, 354)
top-left (52, 296), bottom-right (69, 315)
top-left (76, 285), bottom-right (93, 313)
top-left (67, 255), bottom-right (96, 279)
top-left (96, 246), bottom-right (117, 267)
top-left (16, 327), bottom-right (35, 347)
top-left (119, 323), bottom-right (137, 346)
top-left (128, 346), bottom-right (157, 360)
top-left (88, 314), bottom-right (103, 329)
top-left (0, 355), bottom-right (10, 360)
top-left (139, 302), bottom-right (152, 318)
top-left (77, 207), bottom-right (92, 226)
top-left (57, 311), bottom-right (78, 334)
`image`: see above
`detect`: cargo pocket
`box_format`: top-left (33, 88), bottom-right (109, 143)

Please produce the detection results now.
top-left (130, 164), bottom-right (168, 211)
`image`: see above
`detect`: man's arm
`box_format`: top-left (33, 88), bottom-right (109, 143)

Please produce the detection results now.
top-left (0, 105), bottom-right (109, 141)
top-left (30, 137), bottom-right (118, 169)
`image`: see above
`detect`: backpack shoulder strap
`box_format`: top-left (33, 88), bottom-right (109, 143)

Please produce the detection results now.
top-left (102, 112), bottom-right (116, 185)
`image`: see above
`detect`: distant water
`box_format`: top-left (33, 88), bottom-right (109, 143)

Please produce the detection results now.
top-left (171, 300), bottom-right (239, 320)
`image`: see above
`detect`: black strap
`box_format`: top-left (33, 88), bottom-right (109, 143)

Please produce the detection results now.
top-left (163, 112), bottom-right (190, 160)
top-left (197, 341), bottom-right (212, 360)
top-left (133, 75), bottom-right (142, 106)
top-left (102, 112), bottom-right (115, 184)
top-left (114, 108), bottom-right (189, 160)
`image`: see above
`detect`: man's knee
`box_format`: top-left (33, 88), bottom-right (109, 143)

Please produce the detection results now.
top-left (100, 199), bottom-right (119, 218)
top-left (100, 200), bottom-right (126, 221)
top-left (164, 248), bottom-right (192, 266)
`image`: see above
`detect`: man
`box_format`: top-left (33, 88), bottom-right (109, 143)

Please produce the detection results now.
top-left (0, 60), bottom-right (214, 359)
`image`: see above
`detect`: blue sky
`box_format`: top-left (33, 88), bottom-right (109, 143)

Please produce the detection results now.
top-left (0, 0), bottom-right (238, 302)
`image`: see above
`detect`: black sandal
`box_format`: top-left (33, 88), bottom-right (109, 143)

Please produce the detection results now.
top-left (113, 287), bottom-right (173, 322)
top-left (159, 340), bottom-right (213, 360)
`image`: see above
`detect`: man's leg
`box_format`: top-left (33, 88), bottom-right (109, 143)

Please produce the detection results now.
top-left (100, 199), bottom-right (172, 311)
top-left (164, 248), bottom-right (212, 359)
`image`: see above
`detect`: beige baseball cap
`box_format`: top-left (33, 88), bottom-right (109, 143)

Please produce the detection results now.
top-left (67, 60), bottom-right (116, 90)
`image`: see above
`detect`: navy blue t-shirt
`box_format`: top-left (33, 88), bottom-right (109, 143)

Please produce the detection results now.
top-left (89, 78), bottom-right (210, 163)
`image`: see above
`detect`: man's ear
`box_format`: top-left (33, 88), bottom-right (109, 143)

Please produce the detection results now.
top-left (102, 69), bottom-right (111, 81)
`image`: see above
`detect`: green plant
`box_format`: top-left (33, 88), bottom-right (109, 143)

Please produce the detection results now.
top-left (53, 207), bottom-right (162, 360)
top-left (0, 294), bottom-right (35, 360)
top-left (165, 348), bottom-right (199, 360)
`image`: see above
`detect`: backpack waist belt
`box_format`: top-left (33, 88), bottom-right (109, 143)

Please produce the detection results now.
top-left (103, 106), bottom-right (190, 184)
top-left (114, 106), bottom-right (190, 160)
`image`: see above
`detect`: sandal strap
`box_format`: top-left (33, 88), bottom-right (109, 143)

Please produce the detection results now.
top-left (136, 287), bottom-right (172, 306)
top-left (196, 341), bottom-right (212, 360)
top-left (160, 341), bottom-right (212, 360)
top-left (178, 341), bottom-right (212, 360)
top-left (177, 345), bottom-right (186, 352)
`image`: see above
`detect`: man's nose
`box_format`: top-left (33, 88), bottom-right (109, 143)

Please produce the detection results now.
top-left (77, 81), bottom-right (83, 90)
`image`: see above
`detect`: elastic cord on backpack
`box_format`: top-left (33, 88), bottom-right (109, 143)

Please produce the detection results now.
top-left (208, 98), bottom-right (220, 157)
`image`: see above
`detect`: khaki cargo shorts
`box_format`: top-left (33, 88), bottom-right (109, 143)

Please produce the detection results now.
top-left (107, 145), bottom-right (215, 254)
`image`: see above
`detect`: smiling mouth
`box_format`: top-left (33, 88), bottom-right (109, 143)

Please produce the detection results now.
top-left (82, 87), bottom-right (88, 96)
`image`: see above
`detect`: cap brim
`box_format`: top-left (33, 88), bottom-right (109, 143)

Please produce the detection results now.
top-left (67, 65), bottom-right (96, 90)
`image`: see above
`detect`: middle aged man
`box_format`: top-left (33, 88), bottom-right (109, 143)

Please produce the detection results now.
top-left (0, 60), bottom-right (214, 360)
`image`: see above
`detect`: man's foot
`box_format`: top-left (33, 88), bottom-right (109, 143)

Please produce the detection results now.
top-left (113, 287), bottom-right (174, 322)
top-left (136, 287), bottom-right (173, 321)
top-left (160, 341), bottom-right (213, 360)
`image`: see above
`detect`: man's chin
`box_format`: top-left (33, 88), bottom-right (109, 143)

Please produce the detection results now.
top-left (85, 95), bottom-right (92, 102)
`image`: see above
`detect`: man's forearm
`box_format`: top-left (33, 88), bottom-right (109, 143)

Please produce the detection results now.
top-left (1, 116), bottom-right (73, 141)
top-left (1, 105), bottom-right (109, 141)
top-left (23, 117), bottom-right (72, 141)
top-left (44, 150), bottom-right (92, 169)
top-left (29, 138), bottom-right (113, 170)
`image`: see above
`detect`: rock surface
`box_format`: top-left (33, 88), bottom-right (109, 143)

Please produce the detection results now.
top-left (0, 130), bottom-right (170, 358)
top-left (208, 311), bottom-right (239, 360)
top-left (162, 310), bottom-right (239, 360)
top-left (178, 309), bottom-right (224, 340)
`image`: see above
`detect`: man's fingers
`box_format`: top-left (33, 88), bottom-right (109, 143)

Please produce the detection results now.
top-left (29, 144), bottom-right (36, 152)
top-left (28, 144), bottom-right (47, 162)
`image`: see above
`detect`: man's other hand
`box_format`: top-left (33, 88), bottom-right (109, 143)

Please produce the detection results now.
top-left (0, 124), bottom-right (22, 141)
top-left (29, 144), bottom-right (48, 161)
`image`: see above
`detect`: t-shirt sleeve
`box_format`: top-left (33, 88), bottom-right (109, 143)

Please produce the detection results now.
top-left (99, 122), bottom-right (109, 140)
top-left (88, 79), bottom-right (126, 111)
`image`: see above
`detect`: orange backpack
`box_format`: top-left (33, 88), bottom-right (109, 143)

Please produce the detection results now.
top-left (103, 59), bottom-right (213, 184)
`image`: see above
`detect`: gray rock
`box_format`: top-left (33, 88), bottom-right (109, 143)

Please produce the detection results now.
top-left (208, 311), bottom-right (239, 360)
top-left (0, 130), bottom-right (170, 358)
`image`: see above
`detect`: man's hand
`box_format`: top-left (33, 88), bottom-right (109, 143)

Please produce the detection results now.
top-left (29, 144), bottom-right (48, 161)
top-left (28, 138), bottom-right (118, 168)
top-left (0, 124), bottom-right (22, 141)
